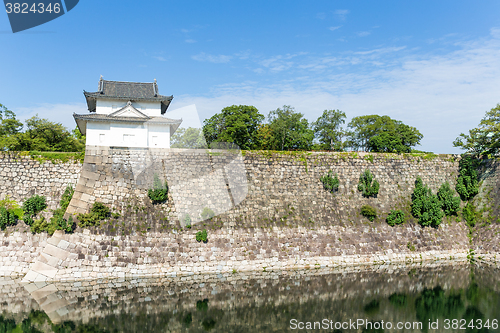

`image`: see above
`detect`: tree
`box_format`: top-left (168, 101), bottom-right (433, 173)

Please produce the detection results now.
top-left (202, 105), bottom-right (264, 150)
top-left (312, 109), bottom-right (346, 151)
top-left (267, 105), bottom-right (314, 150)
top-left (346, 115), bottom-right (422, 153)
top-left (171, 127), bottom-right (207, 149)
top-left (0, 103), bottom-right (23, 136)
top-left (453, 103), bottom-right (500, 156)
top-left (15, 115), bottom-right (84, 152)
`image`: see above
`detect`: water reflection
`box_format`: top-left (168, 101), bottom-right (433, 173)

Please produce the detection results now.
top-left (1, 263), bottom-right (500, 332)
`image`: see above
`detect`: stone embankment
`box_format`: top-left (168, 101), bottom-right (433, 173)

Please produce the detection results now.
top-left (0, 148), bottom-right (499, 282)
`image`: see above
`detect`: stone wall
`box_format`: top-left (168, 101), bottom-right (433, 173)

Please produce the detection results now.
top-left (0, 152), bottom-right (81, 210)
top-left (2, 148), bottom-right (500, 282)
top-left (66, 146), bottom-right (461, 227)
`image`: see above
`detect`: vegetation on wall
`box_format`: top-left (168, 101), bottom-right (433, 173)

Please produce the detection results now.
top-left (148, 174), bottom-right (169, 204)
top-left (437, 182), bottom-right (461, 216)
top-left (411, 177), bottom-right (443, 227)
top-left (455, 157), bottom-right (480, 201)
top-left (358, 169), bottom-right (379, 197)
top-left (196, 229), bottom-right (208, 243)
top-left (77, 202), bottom-right (110, 228)
top-left (200, 207), bottom-right (215, 221)
top-left (0, 196), bottom-right (23, 230)
top-left (320, 171), bottom-right (339, 193)
top-left (22, 195), bottom-right (47, 226)
top-left (361, 205), bottom-right (377, 221)
top-left (386, 210), bottom-right (405, 226)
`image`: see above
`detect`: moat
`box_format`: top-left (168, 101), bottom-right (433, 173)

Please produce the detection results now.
top-left (2, 262), bottom-right (500, 332)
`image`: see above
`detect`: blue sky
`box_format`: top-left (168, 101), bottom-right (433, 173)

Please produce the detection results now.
top-left (1, 0), bottom-right (500, 153)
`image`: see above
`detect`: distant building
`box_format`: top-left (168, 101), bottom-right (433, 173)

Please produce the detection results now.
top-left (74, 77), bottom-right (182, 148)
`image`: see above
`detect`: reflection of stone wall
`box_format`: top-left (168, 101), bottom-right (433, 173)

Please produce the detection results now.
top-left (3, 264), bottom-right (476, 331)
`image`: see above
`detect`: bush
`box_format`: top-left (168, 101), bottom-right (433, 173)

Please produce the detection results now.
top-left (196, 229), bottom-right (208, 243)
top-left (23, 195), bottom-right (47, 225)
top-left (456, 156), bottom-right (479, 201)
top-left (48, 185), bottom-right (75, 234)
top-left (358, 169), bottom-right (379, 197)
top-left (77, 202), bottom-right (110, 228)
top-left (200, 207), bottom-right (215, 221)
top-left (148, 174), bottom-right (169, 204)
top-left (437, 182), bottom-right (460, 216)
top-left (30, 217), bottom-right (49, 234)
top-left (361, 205), bottom-right (377, 221)
top-left (386, 210), bottom-right (405, 226)
top-left (184, 214), bottom-right (192, 228)
top-left (411, 177), bottom-right (443, 227)
top-left (0, 196), bottom-right (22, 230)
top-left (463, 202), bottom-right (477, 227)
top-left (0, 207), bottom-right (17, 230)
top-left (320, 171), bottom-right (339, 193)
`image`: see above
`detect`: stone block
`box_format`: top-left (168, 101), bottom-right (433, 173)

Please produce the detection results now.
top-left (44, 244), bottom-right (70, 260)
top-left (31, 261), bottom-right (58, 279)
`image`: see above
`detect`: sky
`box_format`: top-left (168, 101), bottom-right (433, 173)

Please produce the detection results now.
top-left (1, 0), bottom-right (500, 153)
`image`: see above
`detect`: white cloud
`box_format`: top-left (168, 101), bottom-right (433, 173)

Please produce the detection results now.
top-left (173, 31), bottom-right (500, 154)
top-left (334, 9), bottom-right (350, 20)
top-left (153, 56), bottom-right (167, 61)
top-left (357, 31), bottom-right (371, 37)
top-left (185, 39), bottom-right (196, 43)
top-left (192, 52), bottom-right (232, 63)
top-left (15, 103), bottom-right (87, 131)
top-left (329, 26), bottom-right (342, 31)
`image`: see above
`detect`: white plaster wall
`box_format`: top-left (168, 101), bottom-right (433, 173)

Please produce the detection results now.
top-left (109, 123), bottom-right (148, 148)
top-left (147, 124), bottom-right (171, 148)
top-left (86, 122), bottom-right (110, 146)
top-left (86, 122), bottom-right (149, 148)
top-left (96, 99), bottom-right (161, 116)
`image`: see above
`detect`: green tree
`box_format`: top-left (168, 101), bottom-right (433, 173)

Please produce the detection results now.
top-left (171, 127), bottom-right (207, 148)
top-left (346, 115), bottom-right (423, 153)
top-left (203, 105), bottom-right (264, 150)
top-left (16, 115), bottom-right (85, 152)
top-left (453, 103), bottom-right (500, 156)
top-left (312, 109), bottom-right (346, 151)
top-left (0, 103), bottom-right (23, 151)
top-left (267, 105), bottom-right (314, 150)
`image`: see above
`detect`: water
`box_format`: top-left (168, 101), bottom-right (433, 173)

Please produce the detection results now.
top-left (1, 262), bottom-right (500, 332)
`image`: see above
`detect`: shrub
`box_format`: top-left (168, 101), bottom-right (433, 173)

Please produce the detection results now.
top-left (361, 205), bottom-right (377, 221)
top-left (437, 182), bottom-right (460, 216)
top-left (30, 217), bottom-right (49, 234)
top-left (358, 169), bottom-right (379, 197)
top-left (77, 201), bottom-right (110, 228)
top-left (456, 156), bottom-right (479, 201)
top-left (463, 202), bottom-right (477, 227)
top-left (386, 210), bottom-right (405, 226)
top-left (320, 171), bottom-right (339, 193)
top-left (411, 177), bottom-right (443, 227)
top-left (47, 185), bottom-right (75, 234)
top-left (23, 195), bottom-right (47, 225)
top-left (147, 174), bottom-right (169, 204)
top-left (0, 207), bottom-right (17, 230)
top-left (196, 229), bottom-right (208, 243)
top-left (0, 196), bottom-right (22, 230)
top-left (184, 214), bottom-right (192, 228)
top-left (200, 207), bottom-right (215, 221)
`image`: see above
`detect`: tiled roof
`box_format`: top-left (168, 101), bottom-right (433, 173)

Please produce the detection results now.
top-left (83, 77), bottom-right (173, 114)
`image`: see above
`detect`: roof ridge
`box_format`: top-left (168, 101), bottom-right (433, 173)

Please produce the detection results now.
top-left (102, 79), bottom-right (155, 84)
